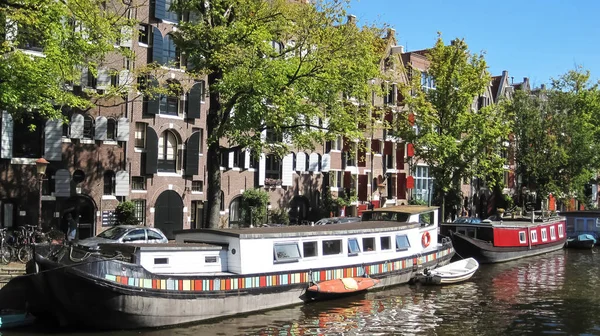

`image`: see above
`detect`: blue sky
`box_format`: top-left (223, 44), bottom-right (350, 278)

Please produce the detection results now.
top-left (348, 0), bottom-right (600, 87)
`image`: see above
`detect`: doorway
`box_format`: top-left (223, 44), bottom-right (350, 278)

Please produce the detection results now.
top-left (154, 190), bottom-right (183, 239)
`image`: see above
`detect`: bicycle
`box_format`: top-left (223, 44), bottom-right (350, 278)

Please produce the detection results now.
top-left (15, 225), bottom-right (40, 263)
top-left (0, 228), bottom-right (14, 264)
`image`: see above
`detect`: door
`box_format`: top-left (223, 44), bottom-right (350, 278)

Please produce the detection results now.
top-left (154, 190), bottom-right (183, 239)
top-left (191, 201), bottom-right (204, 229)
top-left (3, 203), bottom-right (14, 228)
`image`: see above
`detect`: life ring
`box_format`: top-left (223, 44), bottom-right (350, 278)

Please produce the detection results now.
top-left (422, 232), bottom-right (431, 248)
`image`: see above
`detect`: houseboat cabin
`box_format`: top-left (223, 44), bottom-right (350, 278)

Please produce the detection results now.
top-left (24, 205), bottom-right (454, 329)
top-left (441, 216), bottom-right (566, 263)
top-left (561, 210), bottom-right (600, 241)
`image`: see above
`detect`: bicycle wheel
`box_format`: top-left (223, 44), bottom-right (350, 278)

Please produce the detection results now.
top-left (17, 245), bottom-right (33, 263)
top-left (0, 245), bottom-right (11, 264)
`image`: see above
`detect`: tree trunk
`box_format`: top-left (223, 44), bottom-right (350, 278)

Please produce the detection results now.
top-left (206, 70), bottom-right (223, 228)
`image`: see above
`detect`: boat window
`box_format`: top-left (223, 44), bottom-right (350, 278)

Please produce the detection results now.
top-left (519, 231), bottom-right (526, 244)
top-left (348, 238), bottom-right (360, 255)
top-left (597, 218), bottom-right (600, 228)
top-left (541, 228), bottom-right (548, 242)
top-left (273, 243), bottom-right (301, 262)
top-left (380, 236), bottom-right (391, 250)
top-left (575, 218), bottom-right (585, 231)
top-left (322, 239), bottom-right (342, 256)
top-left (558, 224), bottom-right (564, 238)
top-left (205, 256), bottom-right (218, 263)
top-left (531, 231), bottom-right (538, 243)
top-left (303, 241), bottom-right (318, 258)
top-left (154, 258), bottom-right (168, 265)
top-left (420, 212), bottom-right (433, 227)
top-left (550, 227), bottom-right (556, 240)
top-left (362, 211), bottom-right (410, 222)
top-left (123, 229), bottom-right (146, 242)
top-left (395, 235), bottom-right (410, 251)
top-left (362, 237), bottom-right (375, 251)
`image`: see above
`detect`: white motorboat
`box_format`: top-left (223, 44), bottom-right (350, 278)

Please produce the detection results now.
top-left (414, 257), bottom-right (479, 285)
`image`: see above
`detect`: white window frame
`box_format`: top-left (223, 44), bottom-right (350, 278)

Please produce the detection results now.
top-left (558, 224), bottom-right (564, 238)
top-left (550, 226), bottom-right (556, 240)
top-left (541, 228), bottom-right (548, 242)
top-left (530, 231), bottom-right (538, 243)
top-left (518, 231), bottom-right (526, 244)
top-left (273, 242), bottom-right (301, 263)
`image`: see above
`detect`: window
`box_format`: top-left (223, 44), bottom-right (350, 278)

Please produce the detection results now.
top-left (348, 238), bottom-right (360, 255)
top-left (329, 171), bottom-right (343, 188)
top-left (558, 224), bottom-right (564, 238)
top-left (303, 241), bottom-right (318, 257)
top-left (138, 24), bottom-right (149, 44)
top-left (346, 143), bottom-right (357, 167)
top-left (421, 72), bottom-right (435, 91)
top-left (83, 114), bottom-right (94, 139)
top-left (87, 71), bottom-right (97, 89)
top-left (135, 122), bottom-right (146, 148)
top-left (123, 229), bottom-right (146, 242)
top-left (519, 231), bottom-right (526, 244)
top-left (132, 200), bottom-right (146, 226)
top-left (219, 190), bottom-right (225, 212)
top-left (575, 218), bottom-right (585, 231)
top-left (159, 81), bottom-right (182, 116)
top-left (550, 226), bottom-right (556, 240)
top-left (331, 136), bottom-right (342, 151)
top-left (154, 258), bottom-right (168, 265)
top-left (131, 177), bottom-right (145, 190)
top-left (103, 171), bottom-right (115, 195)
top-left (192, 180), bottom-right (203, 192)
top-left (322, 239), bottom-right (342, 256)
top-left (541, 228), bottom-right (548, 242)
top-left (205, 256), bottom-right (218, 263)
top-left (395, 235), bottom-right (410, 251)
top-left (363, 237), bottom-right (375, 252)
top-left (164, 34), bottom-right (179, 67)
top-left (147, 229), bottom-right (164, 241)
top-left (158, 130), bottom-right (178, 172)
top-left (12, 117), bottom-right (42, 158)
top-left (414, 166), bottom-right (433, 203)
top-left (420, 212), bottom-right (433, 227)
top-left (273, 243), bottom-right (301, 262)
top-left (62, 120), bottom-right (70, 138)
top-left (229, 197), bottom-right (242, 227)
top-left (265, 154), bottom-right (281, 179)
top-left (381, 236), bottom-right (391, 250)
top-left (106, 118), bottom-right (116, 140)
top-left (265, 129), bottom-right (283, 143)
top-left (531, 231), bottom-right (538, 243)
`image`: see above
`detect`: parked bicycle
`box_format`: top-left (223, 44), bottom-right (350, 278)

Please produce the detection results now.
top-left (14, 225), bottom-right (46, 263)
top-left (0, 228), bottom-right (14, 264)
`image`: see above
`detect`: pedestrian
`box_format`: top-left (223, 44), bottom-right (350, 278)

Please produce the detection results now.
top-left (66, 213), bottom-right (77, 241)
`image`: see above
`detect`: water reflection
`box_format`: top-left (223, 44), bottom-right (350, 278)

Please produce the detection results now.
top-left (7, 249), bottom-right (600, 336)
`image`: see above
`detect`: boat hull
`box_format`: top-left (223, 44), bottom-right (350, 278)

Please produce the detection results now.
top-left (26, 245), bottom-right (454, 329)
top-left (565, 239), bottom-right (595, 249)
top-left (450, 232), bottom-right (565, 263)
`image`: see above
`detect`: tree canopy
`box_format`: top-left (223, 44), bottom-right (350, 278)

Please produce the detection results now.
top-left (0, 0), bottom-right (135, 123)
top-left (399, 35), bottom-right (512, 218)
top-left (171, 0), bottom-right (385, 227)
top-left (508, 68), bottom-right (600, 205)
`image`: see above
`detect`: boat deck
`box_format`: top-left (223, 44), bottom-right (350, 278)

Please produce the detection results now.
top-left (442, 217), bottom-right (565, 229)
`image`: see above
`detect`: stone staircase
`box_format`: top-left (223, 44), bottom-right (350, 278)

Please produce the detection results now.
top-left (0, 263), bottom-right (26, 289)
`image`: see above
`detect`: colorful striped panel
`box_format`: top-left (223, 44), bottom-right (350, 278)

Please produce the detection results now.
top-left (103, 248), bottom-right (454, 292)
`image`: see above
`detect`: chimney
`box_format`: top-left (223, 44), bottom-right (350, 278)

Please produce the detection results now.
top-left (386, 28), bottom-right (395, 39)
top-left (347, 15), bottom-right (356, 25)
top-left (391, 45), bottom-right (404, 54)
top-left (502, 70), bottom-right (508, 77)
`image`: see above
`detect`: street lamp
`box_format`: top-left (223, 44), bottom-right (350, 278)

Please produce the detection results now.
top-left (36, 158), bottom-right (49, 229)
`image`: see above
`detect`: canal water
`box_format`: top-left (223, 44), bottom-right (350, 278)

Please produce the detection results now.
top-left (4, 248), bottom-right (600, 335)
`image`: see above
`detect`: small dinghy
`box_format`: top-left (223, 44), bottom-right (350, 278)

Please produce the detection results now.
top-left (566, 234), bottom-right (596, 249)
top-left (415, 257), bottom-right (479, 285)
top-left (0, 310), bottom-right (35, 330)
top-left (307, 277), bottom-right (379, 299)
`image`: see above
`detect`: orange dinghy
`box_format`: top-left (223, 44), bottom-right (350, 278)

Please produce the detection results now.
top-left (307, 277), bottom-right (379, 297)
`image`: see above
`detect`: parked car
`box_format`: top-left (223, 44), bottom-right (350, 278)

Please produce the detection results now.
top-left (315, 217), bottom-right (361, 225)
top-left (77, 225), bottom-right (168, 249)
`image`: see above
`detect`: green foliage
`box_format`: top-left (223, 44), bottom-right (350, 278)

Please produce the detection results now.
top-left (508, 67), bottom-right (600, 203)
top-left (269, 208), bottom-right (290, 225)
top-left (408, 198), bottom-right (428, 206)
top-left (398, 34), bottom-right (511, 207)
top-left (171, 0), bottom-right (384, 227)
top-left (115, 201), bottom-right (139, 226)
top-left (0, 0), bottom-right (136, 122)
top-left (241, 188), bottom-right (269, 226)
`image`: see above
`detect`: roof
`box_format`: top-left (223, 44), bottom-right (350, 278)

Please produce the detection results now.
top-left (491, 76), bottom-right (502, 101)
top-left (370, 205), bottom-right (438, 214)
top-left (174, 220), bottom-right (421, 239)
top-left (559, 211), bottom-right (600, 217)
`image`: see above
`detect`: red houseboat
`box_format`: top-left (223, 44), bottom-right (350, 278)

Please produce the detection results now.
top-left (440, 216), bottom-right (566, 263)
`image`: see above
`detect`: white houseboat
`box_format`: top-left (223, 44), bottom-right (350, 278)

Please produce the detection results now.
top-left (23, 205), bottom-right (454, 329)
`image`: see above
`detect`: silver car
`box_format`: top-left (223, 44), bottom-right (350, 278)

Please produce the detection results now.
top-left (77, 225), bottom-right (168, 249)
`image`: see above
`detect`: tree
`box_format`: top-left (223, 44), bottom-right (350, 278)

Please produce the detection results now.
top-left (240, 188), bottom-right (269, 226)
top-left (399, 35), bottom-right (511, 220)
top-left (0, 0), bottom-right (135, 122)
top-left (115, 201), bottom-right (139, 226)
top-left (509, 68), bottom-right (600, 206)
top-left (171, 0), bottom-right (383, 227)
